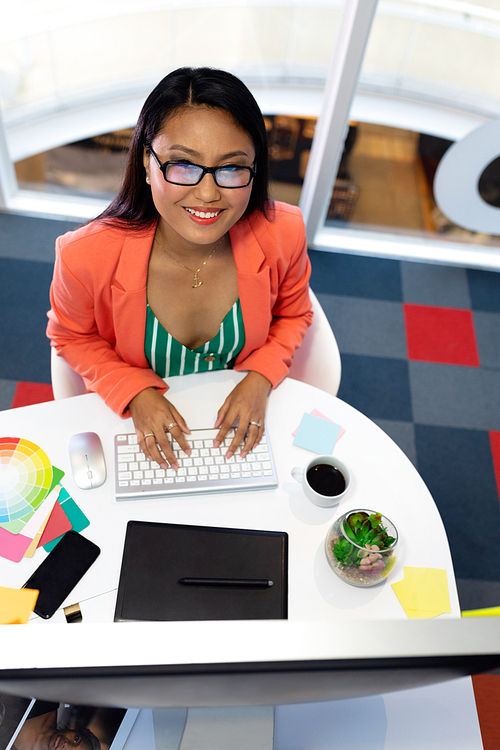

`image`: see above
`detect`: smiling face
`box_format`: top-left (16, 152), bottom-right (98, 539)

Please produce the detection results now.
top-left (143, 105), bottom-right (255, 250)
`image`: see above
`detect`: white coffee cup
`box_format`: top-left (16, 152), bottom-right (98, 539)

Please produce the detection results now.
top-left (291, 455), bottom-right (350, 507)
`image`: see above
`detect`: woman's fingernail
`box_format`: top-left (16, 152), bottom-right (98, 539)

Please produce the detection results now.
top-left (214, 440), bottom-right (221, 448)
top-left (161, 462), bottom-right (168, 469)
top-left (240, 450), bottom-right (247, 459)
top-left (226, 450), bottom-right (233, 459)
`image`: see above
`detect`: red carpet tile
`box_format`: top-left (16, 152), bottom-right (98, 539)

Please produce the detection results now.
top-left (11, 382), bottom-right (54, 408)
top-left (472, 674), bottom-right (500, 750)
top-left (490, 431), bottom-right (500, 502)
top-left (404, 304), bottom-right (480, 366)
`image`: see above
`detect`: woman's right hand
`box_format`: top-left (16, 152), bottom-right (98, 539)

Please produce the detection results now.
top-left (128, 388), bottom-right (191, 470)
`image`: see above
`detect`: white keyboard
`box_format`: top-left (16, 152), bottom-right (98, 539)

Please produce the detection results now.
top-left (114, 427), bottom-right (278, 500)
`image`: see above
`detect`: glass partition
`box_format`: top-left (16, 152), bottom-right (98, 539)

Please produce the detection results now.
top-left (1, 0), bottom-right (343, 210)
top-left (316, 0), bottom-right (500, 260)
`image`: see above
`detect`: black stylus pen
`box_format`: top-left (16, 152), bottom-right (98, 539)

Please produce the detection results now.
top-left (178, 577), bottom-right (273, 587)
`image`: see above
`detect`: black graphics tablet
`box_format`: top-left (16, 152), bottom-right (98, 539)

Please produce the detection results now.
top-left (114, 520), bottom-right (288, 622)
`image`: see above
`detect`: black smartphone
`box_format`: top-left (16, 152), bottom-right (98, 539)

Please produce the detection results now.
top-left (23, 530), bottom-right (101, 619)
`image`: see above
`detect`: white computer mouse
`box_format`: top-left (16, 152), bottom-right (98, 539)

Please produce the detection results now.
top-left (68, 431), bottom-right (107, 489)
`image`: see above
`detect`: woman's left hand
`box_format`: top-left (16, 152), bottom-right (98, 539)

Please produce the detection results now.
top-left (214, 371), bottom-right (271, 458)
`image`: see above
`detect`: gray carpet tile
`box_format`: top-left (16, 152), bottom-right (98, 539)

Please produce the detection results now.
top-left (372, 418), bottom-right (417, 466)
top-left (317, 294), bottom-right (408, 359)
top-left (0, 379), bottom-right (17, 411)
top-left (409, 361), bottom-right (500, 431)
top-left (400, 261), bottom-right (472, 308)
top-left (0, 211), bottom-right (78, 262)
top-left (473, 311), bottom-right (500, 369)
top-left (456, 578), bottom-right (500, 612)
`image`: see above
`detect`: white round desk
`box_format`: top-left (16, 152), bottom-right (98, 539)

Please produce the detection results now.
top-left (0, 369), bottom-right (460, 622)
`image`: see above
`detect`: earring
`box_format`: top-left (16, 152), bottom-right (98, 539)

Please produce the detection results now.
top-left (146, 176), bottom-right (151, 184)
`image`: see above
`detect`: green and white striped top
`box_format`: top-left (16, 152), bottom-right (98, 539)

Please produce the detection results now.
top-left (145, 299), bottom-right (245, 378)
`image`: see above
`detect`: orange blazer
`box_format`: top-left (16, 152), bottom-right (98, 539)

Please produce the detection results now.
top-left (47, 201), bottom-right (313, 416)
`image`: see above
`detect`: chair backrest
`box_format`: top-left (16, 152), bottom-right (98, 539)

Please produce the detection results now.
top-left (51, 347), bottom-right (88, 400)
top-left (51, 289), bottom-right (341, 399)
top-left (287, 289), bottom-right (341, 397)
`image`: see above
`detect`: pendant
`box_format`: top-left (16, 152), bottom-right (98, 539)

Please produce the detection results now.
top-left (192, 272), bottom-right (202, 288)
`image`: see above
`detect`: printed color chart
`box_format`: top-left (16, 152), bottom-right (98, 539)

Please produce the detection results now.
top-left (0, 437), bottom-right (54, 531)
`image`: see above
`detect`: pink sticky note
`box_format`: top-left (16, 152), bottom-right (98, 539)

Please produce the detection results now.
top-left (38, 500), bottom-right (72, 547)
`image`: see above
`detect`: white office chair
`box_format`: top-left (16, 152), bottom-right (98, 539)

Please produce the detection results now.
top-left (51, 290), bottom-right (341, 400)
top-left (51, 347), bottom-right (88, 399)
top-left (287, 289), bottom-right (342, 397)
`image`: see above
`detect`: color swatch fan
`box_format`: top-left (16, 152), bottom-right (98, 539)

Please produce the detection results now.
top-left (0, 437), bottom-right (54, 533)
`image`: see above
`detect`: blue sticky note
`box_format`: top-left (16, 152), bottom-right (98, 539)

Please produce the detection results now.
top-left (293, 413), bottom-right (341, 454)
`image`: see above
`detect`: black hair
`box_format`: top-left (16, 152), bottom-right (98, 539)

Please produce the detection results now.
top-left (97, 67), bottom-right (271, 227)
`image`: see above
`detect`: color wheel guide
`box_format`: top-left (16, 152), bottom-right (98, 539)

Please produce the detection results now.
top-left (0, 437), bottom-right (90, 563)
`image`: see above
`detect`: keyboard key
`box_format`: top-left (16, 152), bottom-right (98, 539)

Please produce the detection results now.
top-left (117, 446), bottom-right (138, 455)
top-left (117, 452), bottom-right (136, 462)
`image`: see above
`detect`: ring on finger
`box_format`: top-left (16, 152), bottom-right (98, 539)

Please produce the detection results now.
top-left (143, 433), bottom-right (155, 439)
top-left (165, 422), bottom-right (178, 432)
top-left (249, 421), bottom-right (261, 428)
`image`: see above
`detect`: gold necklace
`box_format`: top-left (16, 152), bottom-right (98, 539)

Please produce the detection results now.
top-left (160, 234), bottom-right (226, 288)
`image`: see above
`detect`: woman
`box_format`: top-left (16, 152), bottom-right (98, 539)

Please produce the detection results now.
top-left (47, 67), bottom-right (313, 470)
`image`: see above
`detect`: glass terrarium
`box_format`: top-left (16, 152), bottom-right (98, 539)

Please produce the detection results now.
top-left (325, 509), bottom-right (398, 587)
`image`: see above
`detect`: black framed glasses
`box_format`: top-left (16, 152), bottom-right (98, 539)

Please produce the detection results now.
top-left (148, 148), bottom-right (256, 189)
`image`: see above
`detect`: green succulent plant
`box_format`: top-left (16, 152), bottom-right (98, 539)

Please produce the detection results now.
top-left (333, 511), bottom-right (396, 570)
top-left (343, 512), bottom-right (396, 550)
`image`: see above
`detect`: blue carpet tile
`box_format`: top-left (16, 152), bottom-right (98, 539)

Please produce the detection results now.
top-left (1, 213), bottom-right (500, 610)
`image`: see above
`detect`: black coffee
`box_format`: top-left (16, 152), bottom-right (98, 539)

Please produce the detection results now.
top-left (307, 463), bottom-right (346, 496)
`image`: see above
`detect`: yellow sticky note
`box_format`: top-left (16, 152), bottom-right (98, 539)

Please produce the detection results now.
top-left (407, 567), bottom-right (450, 613)
top-left (392, 567), bottom-right (451, 619)
top-left (0, 586), bottom-right (39, 624)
